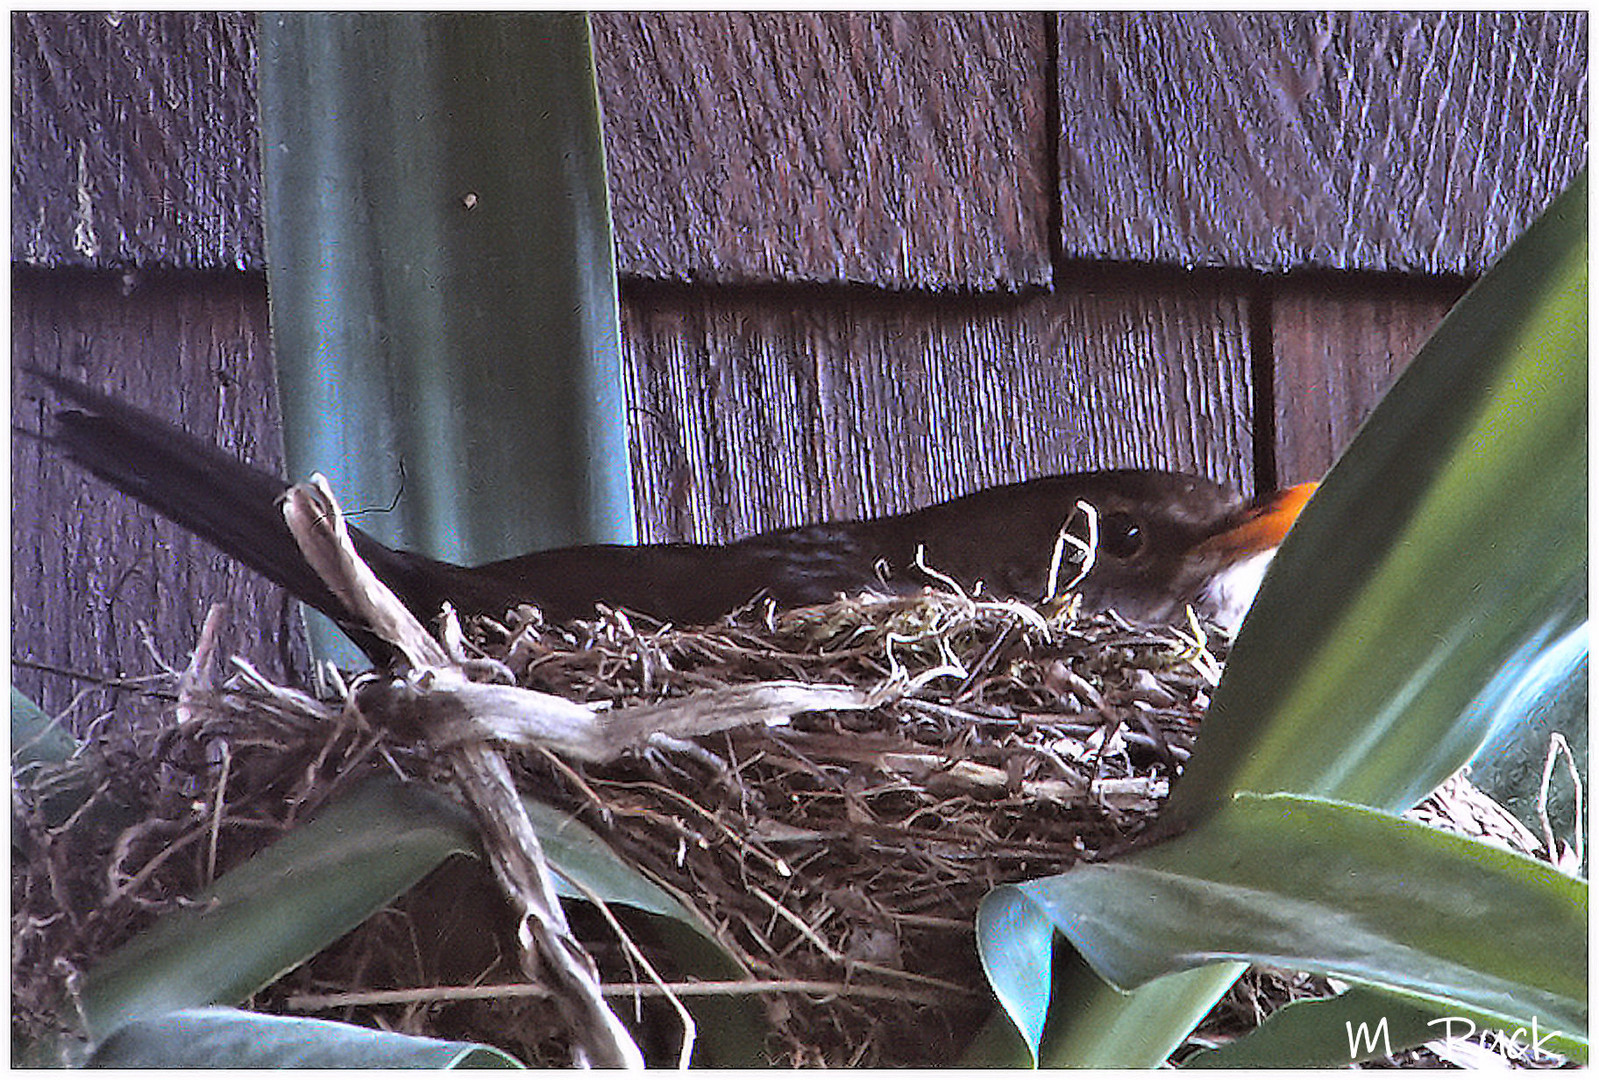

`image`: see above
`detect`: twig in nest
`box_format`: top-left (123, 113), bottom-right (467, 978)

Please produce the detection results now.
top-left (175, 603), bottom-right (227, 727)
top-left (563, 869), bottom-right (696, 1069)
top-left (280, 476), bottom-right (451, 671)
top-left (287, 977), bottom-right (959, 1010)
top-left (911, 543), bottom-right (969, 600)
top-left (356, 669), bottom-right (879, 765)
top-left (1044, 499), bottom-right (1098, 607)
top-left (952, 615), bottom-right (1020, 700)
top-left (205, 739), bottom-right (231, 886)
top-left (136, 619), bottom-right (184, 678)
top-left (751, 884), bottom-right (844, 964)
top-left (281, 474), bottom-right (643, 1069)
top-left (1538, 733), bottom-right (1583, 872)
top-left (452, 743), bottom-right (644, 1067)
top-left (594, 778), bottom-right (793, 879)
top-left (106, 820), bottom-right (205, 905)
top-left (230, 657), bottom-right (340, 722)
top-left (1168, 606), bottom-right (1224, 685)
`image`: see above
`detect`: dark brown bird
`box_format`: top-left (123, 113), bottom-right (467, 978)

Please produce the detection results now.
top-left (36, 373), bottom-right (1313, 662)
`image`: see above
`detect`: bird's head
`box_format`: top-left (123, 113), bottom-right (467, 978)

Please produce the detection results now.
top-left (1055, 472), bottom-right (1317, 632)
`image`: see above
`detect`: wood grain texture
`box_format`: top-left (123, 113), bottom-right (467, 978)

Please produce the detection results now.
top-left (13, 10), bottom-right (1053, 287)
top-left (1270, 276), bottom-right (1468, 486)
top-left (620, 279), bottom-right (1255, 545)
top-left (591, 12), bottom-right (1053, 287)
top-left (11, 11), bottom-right (263, 270)
top-left (1056, 11), bottom-right (1588, 274)
top-left (13, 12), bottom-right (1583, 279)
top-left (12, 271), bottom-right (309, 727)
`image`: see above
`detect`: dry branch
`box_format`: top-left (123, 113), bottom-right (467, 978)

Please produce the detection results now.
top-left (282, 475), bottom-right (644, 1068)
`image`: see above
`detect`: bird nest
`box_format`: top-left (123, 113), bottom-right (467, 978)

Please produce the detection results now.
top-left (471, 591), bottom-right (1213, 1063)
top-left (11, 483), bottom-right (1559, 1067)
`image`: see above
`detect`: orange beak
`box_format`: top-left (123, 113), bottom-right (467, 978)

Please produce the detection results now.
top-left (1202, 482), bottom-right (1318, 559)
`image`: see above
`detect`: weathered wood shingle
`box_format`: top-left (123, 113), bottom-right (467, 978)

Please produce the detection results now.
top-left (622, 278), bottom-right (1254, 545)
top-left (18, 12), bottom-right (1581, 277)
top-left (1270, 276), bottom-right (1467, 487)
top-left (594, 12), bottom-right (1054, 288)
top-left (13, 272), bottom-right (309, 718)
top-left (1055, 11), bottom-right (1587, 273)
top-left (12, 11), bottom-right (1057, 288)
top-left (12, 12), bottom-right (262, 269)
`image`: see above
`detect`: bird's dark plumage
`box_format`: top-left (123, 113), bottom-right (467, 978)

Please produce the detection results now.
top-left (35, 372), bottom-right (1309, 663)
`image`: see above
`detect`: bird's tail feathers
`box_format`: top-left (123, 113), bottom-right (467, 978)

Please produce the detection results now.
top-left (35, 371), bottom-right (395, 641)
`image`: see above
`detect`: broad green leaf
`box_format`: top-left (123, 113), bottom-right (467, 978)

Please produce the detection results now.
top-left (977, 170), bottom-right (1587, 1066)
top-left (1182, 987), bottom-right (1460, 1068)
top-left (997, 793), bottom-right (1586, 1060)
top-left (79, 775), bottom-right (478, 1041)
top-left (86, 1007), bottom-right (520, 1068)
top-left (522, 795), bottom-right (734, 960)
top-left (1466, 621), bottom-right (1588, 867)
top-left (75, 769), bottom-right (753, 1052)
top-left (958, 998), bottom-right (1033, 1065)
top-left (11, 686), bottom-right (141, 835)
top-left (972, 883), bottom-right (1057, 1059)
top-left (1039, 963), bottom-right (1249, 1068)
top-left (12, 685), bottom-right (79, 768)
top-left (962, 938), bottom-right (1243, 1069)
top-left (1167, 171), bottom-right (1587, 823)
top-left (258, 12), bottom-right (634, 665)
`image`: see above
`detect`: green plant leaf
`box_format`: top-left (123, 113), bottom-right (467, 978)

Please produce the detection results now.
top-left (79, 775), bottom-right (478, 1041)
top-left (993, 793), bottom-right (1586, 1061)
top-left (962, 939), bottom-right (1244, 1068)
top-left (258, 12), bottom-right (634, 666)
top-left (1182, 987), bottom-right (1457, 1068)
top-left (1465, 621), bottom-right (1587, 869)
top-left (1167, 171), bottom-right (1587, 823)
top-left (11, 685), bottom-right (79, 769)
top-left (1047, 963), bottom-right (1252, 1069)
top-left (521, 795), bottom-right (734, 961)
top-left (74, 768), bottom-right (752, 1052)
top-left (86, 1007), bottom-right (521, 1068)
top-left (975, 169), bottom-right (1587, 1066)
top-left (972, 883), bottom-right (1057, 1060)
top-left (12, 686), bottom-right (142, 837)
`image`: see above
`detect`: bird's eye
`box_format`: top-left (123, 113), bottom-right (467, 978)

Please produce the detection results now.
top-left (1099, 512), bottom-right (1145, 559)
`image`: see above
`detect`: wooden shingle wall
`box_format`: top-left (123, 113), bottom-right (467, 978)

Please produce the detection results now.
top-left (1054, 12), bottom-right (1586, 273)
top-left (12, 12), bottom-right (1586, 723)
